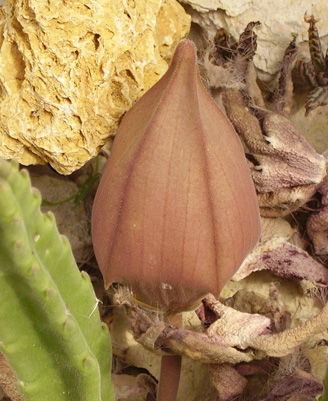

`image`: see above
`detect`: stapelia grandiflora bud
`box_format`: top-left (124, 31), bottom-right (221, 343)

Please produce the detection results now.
top-left (92, 40), bottom-right (261, 313)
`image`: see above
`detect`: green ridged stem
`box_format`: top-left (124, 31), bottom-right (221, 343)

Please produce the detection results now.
top-left (319, 366), bottom-right (328, 401)
top-left (0, 159), bottom-right (114, 401)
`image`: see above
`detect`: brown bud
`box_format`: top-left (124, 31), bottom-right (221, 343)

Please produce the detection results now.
top-left (91, 40), bottom-right (261, 313)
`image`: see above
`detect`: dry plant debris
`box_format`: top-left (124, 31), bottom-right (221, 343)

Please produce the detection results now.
top-left (307, 155), bottom-right (328, 260)
top-left (207, 21), bottom-right (326, 217)
top-left (295, 15), bottom-right (328, 116)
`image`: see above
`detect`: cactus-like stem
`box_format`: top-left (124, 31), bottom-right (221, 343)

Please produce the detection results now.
top-left (0, 159), bottom-right (114, 401)
top-left (319, 362), bottom-right (328, 401)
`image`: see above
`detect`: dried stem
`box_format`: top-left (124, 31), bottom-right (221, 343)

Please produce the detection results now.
top-left (157, 313), bottom-right (183, 401)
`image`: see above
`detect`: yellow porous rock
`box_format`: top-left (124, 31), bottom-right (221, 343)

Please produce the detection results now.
top-left (0, 0), bottom-right (190, 174)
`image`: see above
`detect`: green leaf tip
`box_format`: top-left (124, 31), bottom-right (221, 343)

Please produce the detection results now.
top-left (0, 159), bottom-right (114, 401)
top-left (0, 158), bottom-right (18, 178)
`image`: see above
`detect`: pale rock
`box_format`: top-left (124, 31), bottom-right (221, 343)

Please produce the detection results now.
top-left (30, 171), bottom-right (93, 262)
top-left (181, 0), bottom-right (250, 15)
top-left (181, 0), bottom-right (328, 80)
top-left (0, 0), bottom-right (190, 174)
top-left (290, 103), bottom-right (328, 154)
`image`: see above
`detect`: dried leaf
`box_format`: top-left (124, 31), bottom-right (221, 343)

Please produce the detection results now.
top-left (222, 90), bottom-right (326, 216)
top-left (236, 242), bottom-right (328, 284)
top-left (272, 36), bottom-right (298, 116)
top-left (210, 364), bottom-right (247, 401)
top-left (307, 158), bottom-right (328, 256)
top-left (114, 289), bottom-right (328, 364)
top-left (264, 370), bottom-right (323, 401)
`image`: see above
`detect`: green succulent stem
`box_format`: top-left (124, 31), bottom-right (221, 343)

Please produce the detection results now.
top-left (319, 366), bottom-right (328, 401)
top-left (0, 159), bottom-right (113, 401)
top-left (157, 313), bottom-right (183, 401)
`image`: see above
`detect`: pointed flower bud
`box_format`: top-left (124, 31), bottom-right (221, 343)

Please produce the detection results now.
top-left (92, 40), bottom-right (261, 313)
